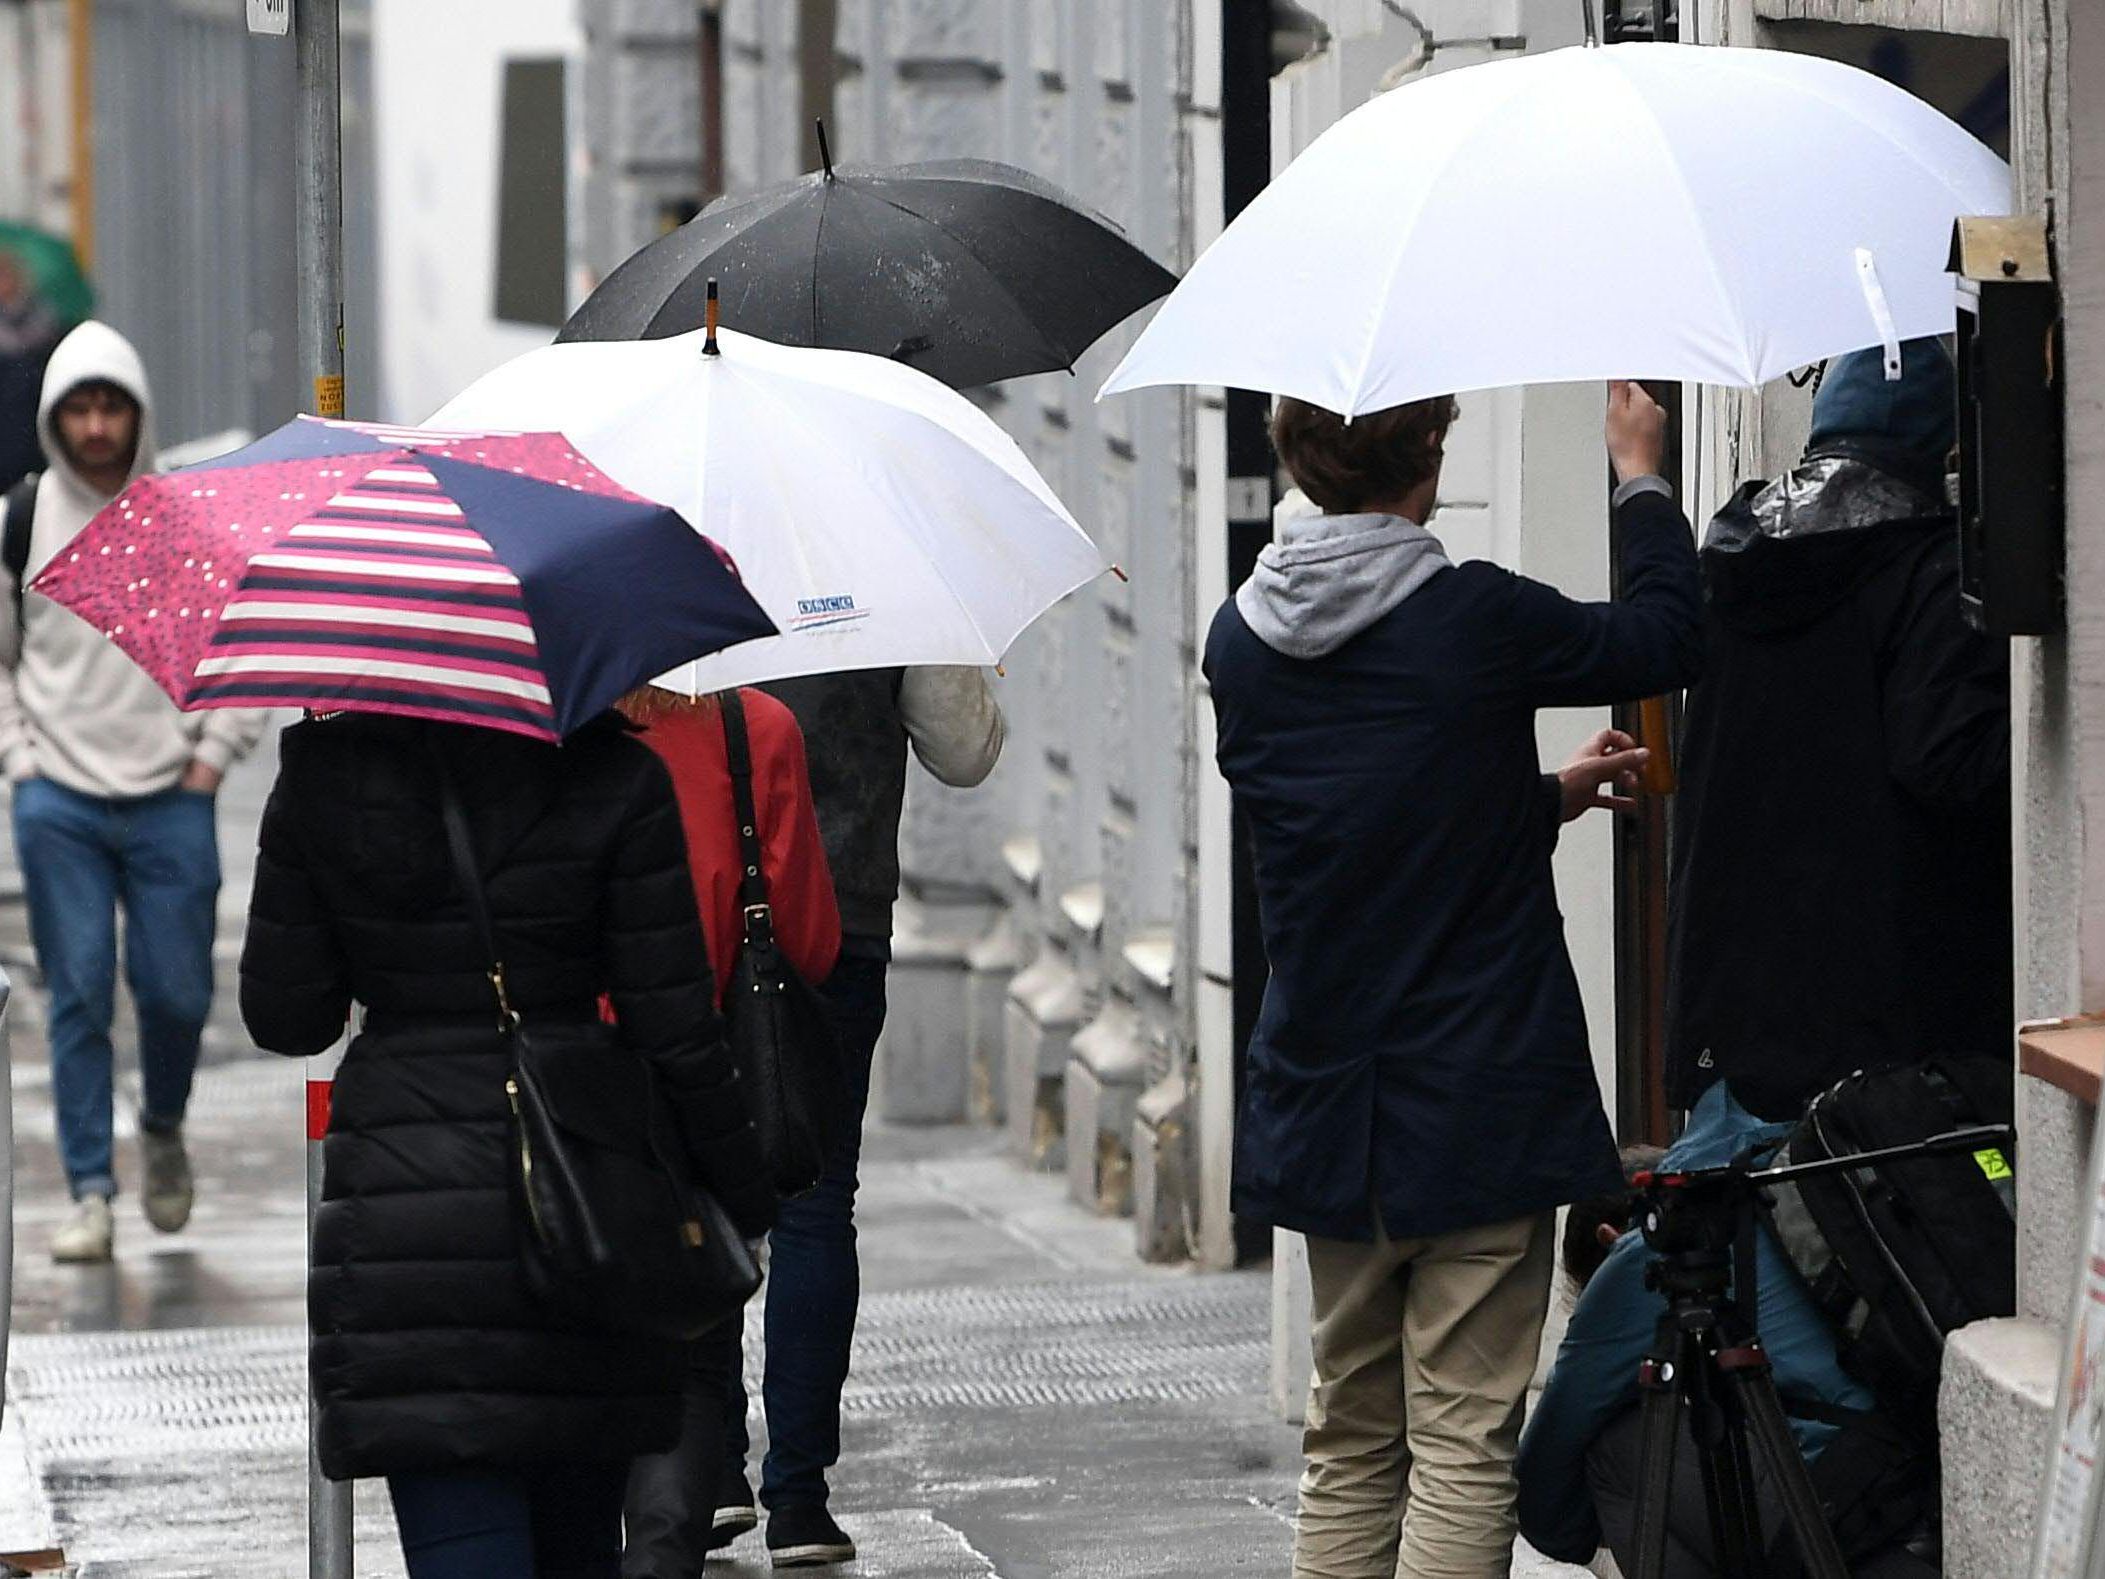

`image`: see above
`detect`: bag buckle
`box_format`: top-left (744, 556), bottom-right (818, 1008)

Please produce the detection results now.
top-left (489, 965), bottom-right (523, 1032)
top-left (743, 903), bottom-right (776, 951)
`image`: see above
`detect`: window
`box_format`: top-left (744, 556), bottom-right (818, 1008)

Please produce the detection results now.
top-left (493, 58), bottom-right (567, 328)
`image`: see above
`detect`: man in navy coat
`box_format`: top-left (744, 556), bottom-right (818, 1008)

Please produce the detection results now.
top-left (1205, 382), bottom-right (1702, 1578)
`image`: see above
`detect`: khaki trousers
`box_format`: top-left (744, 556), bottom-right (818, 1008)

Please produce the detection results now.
top-left (1292, 1210), bottom-right (1555, 1579)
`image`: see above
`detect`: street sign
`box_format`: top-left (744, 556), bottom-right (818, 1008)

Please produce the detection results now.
top-left (247, 0), bottom-right (291, 36)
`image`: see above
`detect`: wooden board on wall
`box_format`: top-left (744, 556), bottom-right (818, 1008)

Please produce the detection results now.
top-left (1753, 0), bottom-right (2007, 37)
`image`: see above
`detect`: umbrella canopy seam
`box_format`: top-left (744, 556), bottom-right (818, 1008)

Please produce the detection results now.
top-left (1612, 58), bottom-right (1759, 387)
top-left (1342, 66), bottom-right (1531, 416)
top-left (723, 357), bottom-right (1025, 659)
top-left (847, 184), bottom-right (1079, 373)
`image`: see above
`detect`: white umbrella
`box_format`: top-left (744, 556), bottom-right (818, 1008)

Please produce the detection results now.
top-left (1100, 42), bottom-right (2010, 415)
top-left (432, 325), bottom-right (1105, 693)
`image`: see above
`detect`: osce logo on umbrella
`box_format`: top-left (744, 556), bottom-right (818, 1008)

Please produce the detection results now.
top-left (790, 594), bottom-right (871, 633)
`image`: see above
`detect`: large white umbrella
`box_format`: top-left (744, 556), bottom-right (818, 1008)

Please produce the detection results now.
top-left (1100, 42), bottom-right (2010, 415)
top-left (433, 325), bottom-right (1105, 693)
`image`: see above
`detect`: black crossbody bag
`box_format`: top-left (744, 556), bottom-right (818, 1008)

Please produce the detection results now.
top-left (719, 690), bottom-right (844, 1198)
top-left (433, 751), bottom-right (759, 1341)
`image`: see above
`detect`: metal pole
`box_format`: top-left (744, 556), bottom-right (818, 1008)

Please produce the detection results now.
top-left (296, 0), bottom-right (346, 421)
top-left (296, 2), bottom-right (350, 1567)
top-left (306, 1042), bottom-right (351, 1579)
top-left (67, 0), bottom-right (92, 272)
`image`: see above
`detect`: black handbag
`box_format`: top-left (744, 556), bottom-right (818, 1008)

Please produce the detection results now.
top-left (719, 690), bottom-right (845, 1198)
top-left (434, 750), bottom-right (760, 1342)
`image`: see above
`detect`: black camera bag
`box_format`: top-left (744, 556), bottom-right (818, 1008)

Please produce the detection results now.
top-left (1756, 1056), bottom-right (2017, 1413)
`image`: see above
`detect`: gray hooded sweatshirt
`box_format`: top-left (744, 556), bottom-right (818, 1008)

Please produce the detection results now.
top-left (1234, 490), bottom-right (1453, 659)
top-left (0, 321), bottom-right (268, 797)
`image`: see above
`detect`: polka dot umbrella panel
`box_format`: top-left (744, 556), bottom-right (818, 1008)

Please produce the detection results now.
top-left (28, 416), bottom-right (778, 741)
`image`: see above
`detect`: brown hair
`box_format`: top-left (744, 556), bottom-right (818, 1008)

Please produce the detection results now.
top-left (1269, 394), bottom-right (1459, 514)
top-left (614, 687), bottom-right (721, 725)
top-left (1561, 1144), bottom-right (1668, 1293)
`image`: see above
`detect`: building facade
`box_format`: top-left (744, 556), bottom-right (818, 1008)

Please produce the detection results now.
top-left (8, 1), bottom-right (2100, 1565)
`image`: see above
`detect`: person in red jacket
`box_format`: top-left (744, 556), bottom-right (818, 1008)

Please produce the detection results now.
top-left (622, 687), bottom-right (841, 1004)
top-left (615, 686), bottom-right (840, 1579)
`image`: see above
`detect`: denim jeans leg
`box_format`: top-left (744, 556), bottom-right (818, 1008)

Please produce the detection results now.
top-left (529, 1459), bottom-right (628, 1579)
top-left (387, 1469), bottom-right (536, 1579)
top-left (117, 788), bottom-right (220, 1129)
top-left (759, 954), bottom-right (887, 1512)
top-left (13, 779), bottom-right (123, 1199)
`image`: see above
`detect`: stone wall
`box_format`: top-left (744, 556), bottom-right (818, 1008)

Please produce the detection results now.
top-left (1692, 1), bottom-right (2101, 1571)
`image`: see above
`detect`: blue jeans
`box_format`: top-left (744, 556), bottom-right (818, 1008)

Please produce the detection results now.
top-left (390, 1464), bottom-right (629, 1579)
top-left (755, 953), bottom-right (886, 1511)
top-left (12, 778), bottom-right (220, 1200)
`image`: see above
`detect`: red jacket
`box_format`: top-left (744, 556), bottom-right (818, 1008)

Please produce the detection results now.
top-left (634, 692), bottom-right (841, 1007)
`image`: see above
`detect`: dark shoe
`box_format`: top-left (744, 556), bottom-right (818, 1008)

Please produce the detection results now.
top-left (767, 1506), bottom-right (855, 1568)
top-left (141, 1125), bottom-right (194, 1232)
top-left (705, 1470), bottom-right (758, 1553)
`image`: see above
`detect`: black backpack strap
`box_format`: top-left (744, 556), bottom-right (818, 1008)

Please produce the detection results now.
top-left (4, 472), bottom-right (39, 625)
top-left (719, 690), bottom-right (775, 953)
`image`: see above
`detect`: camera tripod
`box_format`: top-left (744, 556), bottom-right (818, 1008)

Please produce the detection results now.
top-left (1623, 1123), bottom-right (2011, 1579)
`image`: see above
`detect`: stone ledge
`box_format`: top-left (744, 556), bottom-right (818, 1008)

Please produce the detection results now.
top-left (2020, 1016), bottom-right (2105, 1109)
top-left (1940, 1316), bottom-right (2059, 1579)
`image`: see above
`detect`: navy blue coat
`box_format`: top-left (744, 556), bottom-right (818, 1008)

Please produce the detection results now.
top-left (1205, 491), bottom-right (1703, 1242)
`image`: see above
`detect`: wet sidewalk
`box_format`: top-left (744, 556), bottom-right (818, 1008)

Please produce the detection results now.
top-left (0, 746), bottom-right (1591, 1578)
top-left (3, 1042), bottom-right (1308, 1578)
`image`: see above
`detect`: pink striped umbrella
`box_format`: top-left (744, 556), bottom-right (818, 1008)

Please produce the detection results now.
top-left (29, 416), bottom-right (776, 740)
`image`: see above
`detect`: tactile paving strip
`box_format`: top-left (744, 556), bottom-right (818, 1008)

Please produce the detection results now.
top-left (12, 1271), bottom-right (1266, 1463)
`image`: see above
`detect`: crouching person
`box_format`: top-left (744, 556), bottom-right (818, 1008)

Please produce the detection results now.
top-left (1204, 383), bottom-right (1702, 1578)
top-left (1516, 1083), bottom-right (1939, 1578)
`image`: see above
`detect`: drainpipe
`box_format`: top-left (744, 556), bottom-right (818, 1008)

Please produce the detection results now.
top-left (1221, 0), bottom-right (1274, 1266)
top-left (67, 0), bottom-right (90, 272)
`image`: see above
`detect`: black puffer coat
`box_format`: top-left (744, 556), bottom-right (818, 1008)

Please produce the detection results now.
top-left (240, 712), bottom-right (773, 1481)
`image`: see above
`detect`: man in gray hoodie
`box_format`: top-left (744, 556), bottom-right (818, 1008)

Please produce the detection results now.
top-left (0, 321), bottom-right (269, 1263)
top-left (1207, 384), bottom-right (1701, 1578)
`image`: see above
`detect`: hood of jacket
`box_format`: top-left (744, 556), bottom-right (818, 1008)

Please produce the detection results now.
top-left (1235, 489), bottom-right (1452, 659)
top-left (1701, 457), bottom-right (1949, 636)
top-left (35, 319), bottom-right (157, 503)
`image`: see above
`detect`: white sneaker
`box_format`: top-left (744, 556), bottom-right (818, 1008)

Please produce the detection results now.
top-left (52, 1194), bottom-right (114, 1263)
top-left (141, 1126), bottom-right (195, 1233)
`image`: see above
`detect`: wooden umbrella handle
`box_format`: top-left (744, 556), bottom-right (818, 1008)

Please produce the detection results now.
top-left (1636, 695), bottom-right (1677, 795)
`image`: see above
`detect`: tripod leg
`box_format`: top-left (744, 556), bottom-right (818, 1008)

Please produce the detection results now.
top-left (1628, 1321), bottom-right (1687, 1579)
top-left (1723, 1353), bottom-right (1850, 1579)
top-left (1687, 1357), bottom-right (1765, 1579)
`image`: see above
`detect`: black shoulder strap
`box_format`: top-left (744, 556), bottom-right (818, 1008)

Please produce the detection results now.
top-left (719, 690), bottom-right (776, 951)
top-left (430, 740), bottom-right (515, 1029)
top-left (4, 473), bottom-right (39, 621)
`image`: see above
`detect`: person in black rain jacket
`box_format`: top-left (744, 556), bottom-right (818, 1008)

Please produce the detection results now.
top-left (1666, 339), bottom-right (2011, 1122)
top-left (241, 710), bottom-right (774, 1579)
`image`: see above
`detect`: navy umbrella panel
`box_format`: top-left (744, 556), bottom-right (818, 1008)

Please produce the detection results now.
top-left (559, 154), bottom-right (1180, 390)
top-left (32, 417), bottom-right (778, 742)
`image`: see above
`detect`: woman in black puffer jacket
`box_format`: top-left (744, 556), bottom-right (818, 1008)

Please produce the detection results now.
top-left (240, 711), bottom-right (774, 1579)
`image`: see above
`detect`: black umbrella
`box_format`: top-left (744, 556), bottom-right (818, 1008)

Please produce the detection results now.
top-left (559, 130), bottom-right (1179, 389)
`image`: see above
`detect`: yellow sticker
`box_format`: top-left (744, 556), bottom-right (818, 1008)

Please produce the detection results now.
top-left (312, 374), bottom-right (346, 419)
top-left (1974, 1148), bottom-right (2013, 1183)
